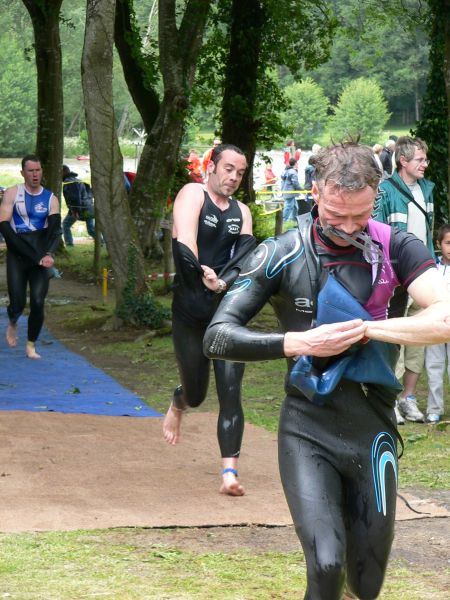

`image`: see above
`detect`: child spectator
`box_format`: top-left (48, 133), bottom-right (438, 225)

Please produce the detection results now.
top-left (424, 223), bottom-right (450, 422)
top-left (264, 162), bottom-right (277, 191)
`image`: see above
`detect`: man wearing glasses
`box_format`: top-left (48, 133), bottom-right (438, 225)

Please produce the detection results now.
top-left (373, 136), bottom-right (435, 424)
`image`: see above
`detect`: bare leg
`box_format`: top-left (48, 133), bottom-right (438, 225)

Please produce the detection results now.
top-left (26, 341), bottom-right (41, 360)
top-left (401, 368), bottom-right (420, 398)
top-left (6, 322), bottom-right (18, 347)
top-left (162, 402), bottom-right (185, 445)
top-left (220, 457), bottom-right (245, 496)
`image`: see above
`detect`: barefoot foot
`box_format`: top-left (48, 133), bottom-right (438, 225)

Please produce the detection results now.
top-left (6, 323), bottom-right (18, 347)
top-left (162, 403), bottom-right (184, 445)
top-left (26, 341), bottom-right (41, 360)
top-left (220, 468), bottom-right (245, 496)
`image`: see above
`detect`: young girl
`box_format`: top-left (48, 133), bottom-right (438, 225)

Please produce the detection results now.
top-left (425, 223), bottom-right (450, 422)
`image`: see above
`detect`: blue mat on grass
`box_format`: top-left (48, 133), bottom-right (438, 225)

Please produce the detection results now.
top-left (0, 312), bottom-right (161, 417)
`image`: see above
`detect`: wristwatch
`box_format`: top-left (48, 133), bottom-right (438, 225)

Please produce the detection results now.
top-left (215, 279), bottom-right (227, 294)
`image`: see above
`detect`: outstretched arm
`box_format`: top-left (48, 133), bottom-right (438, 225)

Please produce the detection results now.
top-left (364, 268), bottom-right (450, 346)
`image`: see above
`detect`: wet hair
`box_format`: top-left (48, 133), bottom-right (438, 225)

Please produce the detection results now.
top-left (21, 154), bottom-right (41, 170)
top-left (312, 141), bottom-right (382, 192)
top-left (437, 223), bottom-right (450, 243)
top-left (210, 143), bottom-right (246, 166)
top-left (395, 136), bottom-right (428, 169)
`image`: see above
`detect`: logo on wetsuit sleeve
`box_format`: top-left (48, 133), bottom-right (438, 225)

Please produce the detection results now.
top-left (294, 297), bottom-right (314, 313)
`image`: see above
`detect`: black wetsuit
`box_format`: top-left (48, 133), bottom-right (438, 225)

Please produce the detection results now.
top-left (204, 211), bottom-right (434, 599)
top-left (171, 191), bottom-right (255, 458)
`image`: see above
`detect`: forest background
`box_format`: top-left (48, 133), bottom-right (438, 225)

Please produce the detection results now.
top-left (0, 0), bottom-right (430, 156)
top-left (0, 0), bottom-right (448, 328)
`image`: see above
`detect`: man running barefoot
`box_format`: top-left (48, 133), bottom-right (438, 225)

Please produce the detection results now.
top-left (162, 144), bottom-right (255, 496)
top-left (0, 155), bottom-right (61, 359)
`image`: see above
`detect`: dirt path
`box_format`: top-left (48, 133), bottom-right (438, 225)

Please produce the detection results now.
top-left (0, 251), bottom-right (449, 582)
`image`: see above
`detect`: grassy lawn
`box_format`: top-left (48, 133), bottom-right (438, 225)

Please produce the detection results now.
top-left (0, 530), bottom-right (448, 600)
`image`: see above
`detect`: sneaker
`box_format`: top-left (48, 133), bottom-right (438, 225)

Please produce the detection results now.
top-left (426, 413), bottom-right (441, 423)
top-left (394, 404), bottom-right (405, 425)
top-left (398, 395), bottom-right (425, 422)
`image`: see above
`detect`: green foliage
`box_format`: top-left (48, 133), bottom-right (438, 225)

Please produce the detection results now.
top-left (328, 77), bottom-right (391, 144)
top-left (249, 202), bottom-right (277, 242)
top-left (281, 78), bottom-right (329, 148)
top-left (0, 32), bottom-right (37, 156)
top-left (412, 0), bottom-right (448, 227)
top-left (116, 244), bottom-right (170, 329)
top-left (194, 0), bottom-right (336, 150)
top-left (303, 0), bottom-right (429, 124)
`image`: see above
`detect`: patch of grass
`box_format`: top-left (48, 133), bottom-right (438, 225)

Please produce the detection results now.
top-left (0, 530), bottom-right (448, 599)
top-left (0, 531), bottom-right (305, 599)
top-left (399, 425), bottom-right (450, 488)
top-left (0, 173), bottom-right (21, 187)
top-left (57, 244), bottom-right (110, 283)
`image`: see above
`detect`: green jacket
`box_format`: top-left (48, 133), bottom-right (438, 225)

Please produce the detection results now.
top-left (372, 170), bottom-right (435, 256)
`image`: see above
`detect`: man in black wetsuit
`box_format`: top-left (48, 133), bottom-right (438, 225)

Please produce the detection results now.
top-left (204, 142), bottom-right (450, 599)
top-left (162, 143), bottom-right (255, 496)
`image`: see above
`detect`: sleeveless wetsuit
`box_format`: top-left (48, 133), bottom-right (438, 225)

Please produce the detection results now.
top-left (204, 211), bottom-right (434, 598)
top-left (6, 185), bottom-right (58, 342)
top-left (171, 190), bottom-right (254, 458)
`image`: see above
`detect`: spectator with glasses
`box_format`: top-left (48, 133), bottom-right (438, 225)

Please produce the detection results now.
top-left (373, 136), bottom-right (435, 425)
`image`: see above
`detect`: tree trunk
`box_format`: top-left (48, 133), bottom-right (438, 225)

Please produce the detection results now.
top-left (221, 0), bottom-right (265, 205)
top-left (130, 93), bottom-right (189, 250)
top-left (114, 0), bottom-right (160, 133)
top-left (82, 0), bottom-right (147, 303)
top-left (22, 0), bottom-right (64, 196)
top-left (128, 0), bottom-right (212, 253)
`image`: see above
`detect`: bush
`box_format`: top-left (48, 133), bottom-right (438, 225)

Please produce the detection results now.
top-left (115, 244), bottom-right (170, 329)
top-left (63, 137), bottom-right (89, 157)
top-left (63, 136), bottom-right (141, 160)
top-left (328, 78), bottom-right (391, 145)
top-left (249, 202), bottom-right (277, 243)
top-left (280, 78), bottom-right (329, 149)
